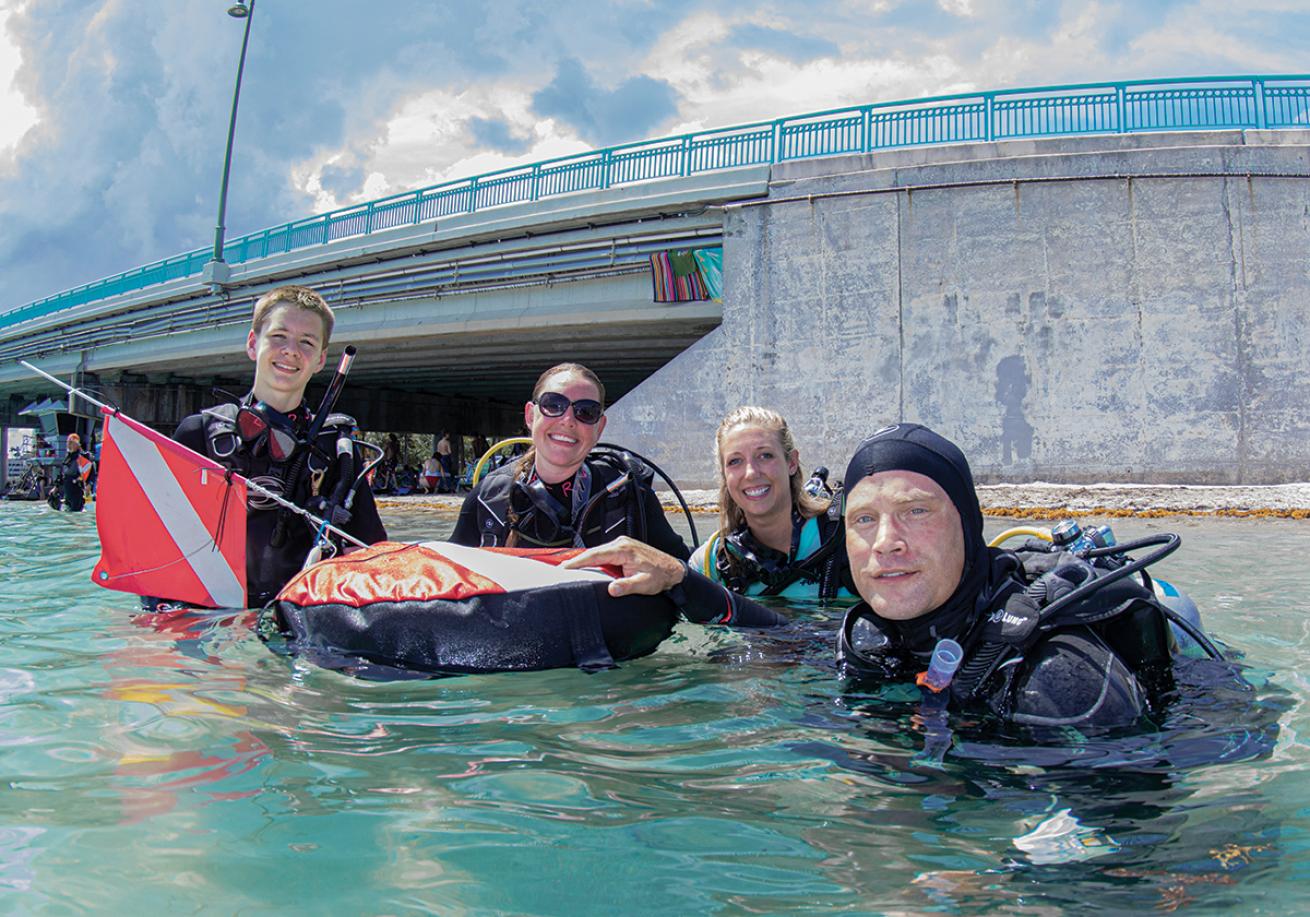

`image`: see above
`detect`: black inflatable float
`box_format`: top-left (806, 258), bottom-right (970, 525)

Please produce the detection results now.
top-left (267, 541), bottom-right (679, 678)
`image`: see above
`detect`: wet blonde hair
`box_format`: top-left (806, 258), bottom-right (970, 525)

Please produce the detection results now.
top-left (714, 406), bottom-right (830, 540)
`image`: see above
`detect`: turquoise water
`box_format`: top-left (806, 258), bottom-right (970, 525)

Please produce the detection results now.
top-left (0, 500), bottom-right (1307, 914)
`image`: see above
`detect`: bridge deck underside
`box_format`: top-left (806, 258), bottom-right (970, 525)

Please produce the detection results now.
top-left (123, 313), bottom-right (720, 407)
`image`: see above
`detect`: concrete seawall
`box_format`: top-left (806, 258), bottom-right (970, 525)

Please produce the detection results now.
top-left (607, 130), bottom-right (1310, 488)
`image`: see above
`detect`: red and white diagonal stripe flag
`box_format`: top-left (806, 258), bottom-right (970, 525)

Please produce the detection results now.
top-left (92, 410), bottom-right (247, 608)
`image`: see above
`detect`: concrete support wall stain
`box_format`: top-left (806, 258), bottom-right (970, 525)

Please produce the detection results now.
top-left (606, 130), bottom-right (1310, 487)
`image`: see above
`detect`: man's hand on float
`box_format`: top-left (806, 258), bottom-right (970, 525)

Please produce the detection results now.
top-left (562, 536), bottom-right (687, 598)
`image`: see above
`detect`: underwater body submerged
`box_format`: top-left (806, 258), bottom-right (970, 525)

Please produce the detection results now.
top-left (253, 519), bottom-right (1272, 763)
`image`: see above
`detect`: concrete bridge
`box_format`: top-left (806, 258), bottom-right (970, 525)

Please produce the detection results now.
top-left (3, 76), bottom-right (1309, 486)
top-left (0, 170), bottom-right (760, 433)
top-left (607, 129), bottom-right (1310, 487)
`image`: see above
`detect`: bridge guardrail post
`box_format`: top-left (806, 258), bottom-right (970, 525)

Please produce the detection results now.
top-left (1116, 84), bottom-right (1126, 131)
top-left (467, 177), bottom-right (478, 213)
top-left (985, 93), bottom-right (995, 142)
top-left (1255, 78), bottom-right (1268, 129)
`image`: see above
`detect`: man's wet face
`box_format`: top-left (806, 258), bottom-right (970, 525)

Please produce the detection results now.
top-left (844, 470), bottom-right (966, 621)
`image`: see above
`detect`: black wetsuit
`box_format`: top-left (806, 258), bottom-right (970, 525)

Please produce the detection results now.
top-left (451, 456), bottom-right (785, 628)
top-left (838, 546), bottom-right (1177, 729)
top-left (60, 450), bottom-right (91, 512)
top-left (836, 422), bottom-right (1180, 730)
top-left (172, 401), bottom-right (387, 607)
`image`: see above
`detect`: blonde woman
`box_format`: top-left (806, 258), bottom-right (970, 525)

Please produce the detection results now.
top-left (689, 407), bottom-right (851, 600)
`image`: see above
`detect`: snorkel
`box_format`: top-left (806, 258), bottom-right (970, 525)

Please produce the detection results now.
top-left (272, 346), bottom-right (358, 550)
top-left (307, 346), bottom-right (356, 443)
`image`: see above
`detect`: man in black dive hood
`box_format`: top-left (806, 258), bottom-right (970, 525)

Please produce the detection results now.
top-left (836, 423), bottom-right (1179, 729)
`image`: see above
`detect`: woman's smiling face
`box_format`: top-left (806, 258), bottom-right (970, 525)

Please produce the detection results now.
top-left (719, 423), bottom-right (797, 530)
top-left (525, 370), bottom-right (606, 483)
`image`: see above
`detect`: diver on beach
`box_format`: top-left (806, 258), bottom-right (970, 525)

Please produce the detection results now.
top-left (835, 423), bottom-right (1191, 728)
top-left (688, 407), bottom-right (851, 600)
top-left (804, 465), bottom-right (832, 498)
top-left (167, 285), bottom-right (387, 608)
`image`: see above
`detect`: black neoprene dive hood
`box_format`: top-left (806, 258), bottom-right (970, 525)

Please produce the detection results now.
top-left (843, 424), bottom-right (983, 542)
top-left (842, 423), bottom-right (989, 618)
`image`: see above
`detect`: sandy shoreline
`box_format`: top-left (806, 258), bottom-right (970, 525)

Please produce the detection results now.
top-left (379, 483), bottom-right (1310, 519)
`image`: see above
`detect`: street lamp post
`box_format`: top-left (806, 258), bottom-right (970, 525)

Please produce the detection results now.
top-left (203, 0), bottom-right (258, 290)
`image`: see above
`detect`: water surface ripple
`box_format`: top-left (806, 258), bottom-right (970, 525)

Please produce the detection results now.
top-left (0, 501), bottom-right (1306, 913)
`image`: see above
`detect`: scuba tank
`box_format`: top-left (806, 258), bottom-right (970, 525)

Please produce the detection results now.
top-left (1050, 520), bottom-right (1213, 657)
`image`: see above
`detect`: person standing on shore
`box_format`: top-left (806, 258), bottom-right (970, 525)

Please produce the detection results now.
top-left (437, 432), bottom-right (454, 482)
top-left (58, 433), bottom-right (94, 512)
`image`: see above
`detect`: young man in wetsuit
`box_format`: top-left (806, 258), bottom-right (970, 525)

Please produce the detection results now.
top-left (168, 285), bottom-right (387, 608)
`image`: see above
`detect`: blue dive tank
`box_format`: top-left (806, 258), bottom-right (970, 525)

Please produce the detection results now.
top-left (1152, 577), bottom-right (1207, 657)
top-left (1051, 519), bottom-right (1117, 556)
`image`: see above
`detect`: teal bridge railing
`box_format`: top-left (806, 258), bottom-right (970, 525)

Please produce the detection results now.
top-left (5, 74), bottom-right (1308, 330)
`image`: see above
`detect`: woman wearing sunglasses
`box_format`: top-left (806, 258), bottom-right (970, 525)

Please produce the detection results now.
top-left (688, 406), bottom-right (852, 601)
top-left (450, 363), bottom-right (690, 559)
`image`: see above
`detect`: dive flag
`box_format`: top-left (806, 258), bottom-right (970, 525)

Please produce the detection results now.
top-left (92, 410), bottom-right (247, 608)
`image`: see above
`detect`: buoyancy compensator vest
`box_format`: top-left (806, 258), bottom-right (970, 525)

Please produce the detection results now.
top-left (198, 399), bottom-right (367, 550)
top-left (837, 533), bottom-right (1196, 726)
top-left (468, 449), bottom-right (657, 549)
top-left (704, 504), bottom-right (852, 600)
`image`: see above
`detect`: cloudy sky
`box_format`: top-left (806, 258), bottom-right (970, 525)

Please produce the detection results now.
top-left (0, 0), bottom-right (1305, 310)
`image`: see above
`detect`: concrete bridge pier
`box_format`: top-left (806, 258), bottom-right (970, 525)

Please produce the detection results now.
top-left (608, 130), bottom-right (1310, 488)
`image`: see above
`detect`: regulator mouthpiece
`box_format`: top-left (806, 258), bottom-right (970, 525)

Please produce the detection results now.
top-left (916, 638), bottom-right (963, 693)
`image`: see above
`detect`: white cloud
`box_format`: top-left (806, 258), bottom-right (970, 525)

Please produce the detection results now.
top-left (2, 0), bottom-right (1308, 306)
top-left (293, 84), bottom-right (592, 212)
top-left (0, 6), bottom-right (37, 160)
top-left (644, 9), bottom-right (963, 134)
top-left (938, 0), bottom-right (976, 16)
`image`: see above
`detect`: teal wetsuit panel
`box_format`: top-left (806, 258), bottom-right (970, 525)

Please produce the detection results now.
top-left (695, 517), bottom-right (851, 600)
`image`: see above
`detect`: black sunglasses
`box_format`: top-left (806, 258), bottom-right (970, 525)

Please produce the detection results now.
top-left (535, 391), bottom-right (604, 425)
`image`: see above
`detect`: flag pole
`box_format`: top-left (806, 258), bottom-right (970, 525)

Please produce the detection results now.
top-left (19, 360), bottom-right (368, 549)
